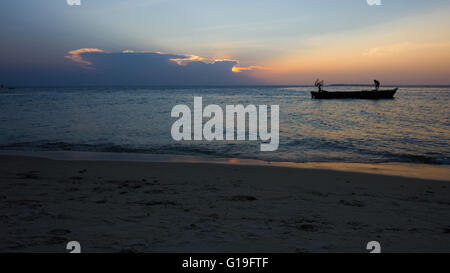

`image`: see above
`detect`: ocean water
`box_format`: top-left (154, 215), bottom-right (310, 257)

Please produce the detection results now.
top-left (0, 86), bottom-right (449, 165)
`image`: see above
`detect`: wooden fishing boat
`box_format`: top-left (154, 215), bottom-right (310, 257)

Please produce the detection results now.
top-left (311, 88), bottom-right (398, 99)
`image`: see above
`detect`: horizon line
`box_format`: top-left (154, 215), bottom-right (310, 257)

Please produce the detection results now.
top-left (4, 84), bottom-right (450, 88)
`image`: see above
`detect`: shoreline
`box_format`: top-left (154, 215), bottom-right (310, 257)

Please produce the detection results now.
top-left (0, 150), bottom-right (449, 181)
top-left (1, 154), bottom-right (449, 252)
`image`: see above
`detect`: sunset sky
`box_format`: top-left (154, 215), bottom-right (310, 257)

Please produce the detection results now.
top-left (1, 0), bottom-right (450, 85)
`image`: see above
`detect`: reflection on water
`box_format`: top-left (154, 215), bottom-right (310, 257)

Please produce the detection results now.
top-left (0, 86), bottom-right (449, 165)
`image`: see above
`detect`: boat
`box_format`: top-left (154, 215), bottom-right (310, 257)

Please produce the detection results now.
top-left (311, 88), bottom-right (398, 99)
top-left (0, 84), bottom-right (15, 91)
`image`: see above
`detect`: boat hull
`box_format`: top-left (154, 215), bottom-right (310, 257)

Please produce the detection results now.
top-left (311, 88), bottom-right (398, 99)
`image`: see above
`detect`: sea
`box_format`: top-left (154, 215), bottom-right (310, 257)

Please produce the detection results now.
top-left (0, 86), bottom-right (449, 165)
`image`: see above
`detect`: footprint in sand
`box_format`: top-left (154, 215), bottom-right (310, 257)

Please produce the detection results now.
top-left (230, 195), bottom-right (257, 201)
top-left (16, 171), bottom-right (40, 180)
top-left (339, 200), bottom-right (365, 207)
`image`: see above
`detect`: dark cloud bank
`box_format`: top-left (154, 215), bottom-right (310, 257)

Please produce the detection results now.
top-left (1, 51), bottom-right (260, 86)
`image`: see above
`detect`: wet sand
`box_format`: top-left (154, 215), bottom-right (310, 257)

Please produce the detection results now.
top-left (0, 155), bottom-right (449, 253)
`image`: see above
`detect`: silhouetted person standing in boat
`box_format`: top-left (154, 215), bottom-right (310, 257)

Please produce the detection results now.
top-left (374, 79), bottom-right (380, 91)
top-left (315, 79), bottom-right (324, 92)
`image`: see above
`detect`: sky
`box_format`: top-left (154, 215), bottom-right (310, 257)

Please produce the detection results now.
top-left (1, 0), bottom-right (450, 85)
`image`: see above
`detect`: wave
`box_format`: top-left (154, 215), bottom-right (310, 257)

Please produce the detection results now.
top-left (0, 141), bottom-right (448, 165)
top-left (0, 141), bottom-right (223, 157)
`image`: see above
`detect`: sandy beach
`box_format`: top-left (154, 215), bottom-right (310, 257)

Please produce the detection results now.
top-left (0, 155), bottom-right (449, 253)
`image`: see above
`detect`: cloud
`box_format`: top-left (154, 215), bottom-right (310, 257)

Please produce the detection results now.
top-left (61, 49), bottom-right (262, 85)
top-left (169, 54), bottom-right (205, 65)
top-left (232, 65), bottom-right (269, 73)
top-left (65, 48), bottom-right (105, 66)
top-left (1, 48), bottom-right (266, 85)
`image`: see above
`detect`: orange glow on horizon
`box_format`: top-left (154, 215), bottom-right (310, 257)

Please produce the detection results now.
top-left (248, 40), bottom-right (450, 84)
